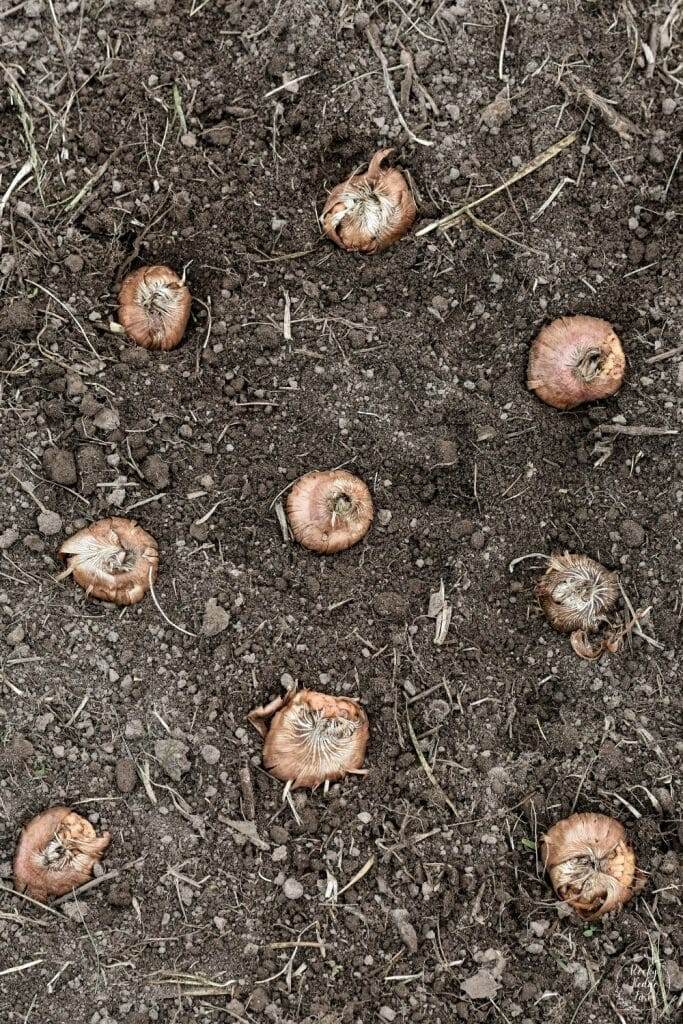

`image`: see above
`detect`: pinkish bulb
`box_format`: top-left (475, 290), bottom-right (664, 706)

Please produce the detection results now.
top-left (527, 315), bottom-right (625, 409)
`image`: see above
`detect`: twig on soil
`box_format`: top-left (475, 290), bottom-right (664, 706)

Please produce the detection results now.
top-left (0, 959), bottom-right (43, 978)
top-left (65, 692), bottom-right (90, 727)
top-left (264, 72), bottom-right (317, 98)
top-left (0, 159), bottom-right (32, 225)
top-left (0, 884), bottom-right (69, 922)
top-left (0, 1), bottom-right (31, 17)
top-left (365, 22), bottom-right (434, 147)
top-left (569, 976), bottom-right (604, 1024)
top-left (148, 971), bottom-right (236, 999)
top-left (405, 705), bottom-right (457, 817)
top-left (194, 295), bottom-right (213, 375)
top-left (52, 871), bottom-right (119, 907)
top-left (239, 761), bottom-right (256, 820)
top-left (590, 424), bottom-right (678, 438)
top-left (62, 146), bottom-right (121, 214)
top-left (508, 552), bottom-right (548, 573)
top-left (335, 854), bottom-right (375, 898)
top-left (664, 148), bottom-right (681, 199)
top-left (417, 132), bottom-right (578, 236)
top-left (274, 499), bottom-right (290, 543)
top-left (644, 344), bottom-right (683, 364)
top-left (27, 280), bottom-right (102, 360)
top-left (137, 759), bottom-right (158, 804)
top-left (562, 73), bottom-right (641, 143)
top-left (6, 77), bottom-right (45, 204)
top-left (125, 492), bottom-right (166, 514)
top-left (249, 245), bottom-right (321, 264)
top-left (147, 568), bottom-right (197, 637)
top-left (282, 289), bottom-right (292, 341)
top-left (466, 208), bottom-right (546, 257)
top-left (265, 940), bottom-right (325, 950)
top-left (617, 581), bottom-right (662, 650)
top-left (498, 0), bottom-right (510, 80)
top-left (598, 789), bottom-right (642, 819)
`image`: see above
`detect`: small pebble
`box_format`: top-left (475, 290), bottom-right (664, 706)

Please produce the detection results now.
top-left (6, 624), bottom-right (25, 646)
top-left (282, 877), bottom-right (304, 900)
top-left (37, 510), bottom-right (62, 536)
top-left (0, 528), bottom-right (19, 550)
top-left (93, 408), bottom-right (120, 432)
top-left (124, 718), bottom-right (145, 740)
top-left (200, 744), bottom-right (220, 765)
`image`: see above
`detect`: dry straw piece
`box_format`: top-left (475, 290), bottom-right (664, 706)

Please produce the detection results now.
top-left (59, 516), bottom-right (159, 605)
top-left (322, 148), bottom-right (416, 254)
top-left (14, 806), bottom-right (111, 902)
top-left (286, 470), bottom-right (373, 553)
top-left (118, 265), bottom-right (191, 350)
top-left (248, 688), bottom-right (369, 790)
top-left (527, 315), bottom-right (625, 410)
top-left (542, 812), bottom-right (642, 919)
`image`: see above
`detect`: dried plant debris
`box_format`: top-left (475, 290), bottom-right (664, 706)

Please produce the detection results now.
top-left (322, 149), bottom-right (416, 254)
top-left (58, 517), bottom-right (159, 605)
top-left (286, 470), bottom-right (373, 553)
top-left (14, 807), bottom-right (111, 902)
top-left (562, 73), bottom-right (642, 143)
top-left (248, 687), bottom-right (369, 790)
top-left (428, 580), bottom-right (453, 645)
top-left (542, 813), bottom-right (644, 919)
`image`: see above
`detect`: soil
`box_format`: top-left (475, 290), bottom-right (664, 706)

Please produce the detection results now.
top-left (0, 1), bottom-right (681, 1023)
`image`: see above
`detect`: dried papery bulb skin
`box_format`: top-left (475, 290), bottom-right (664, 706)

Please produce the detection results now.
top-left (13, 806), bottom-right (111, 902)
top-left (527, 315), bottom-right (625, 410)
top-left (542, 813), bottom-right (639, 919)
top-left (118, 265), bottom-right (191, 350)
top-left (59, 516), bottom-right (159, 605)
top-left (251, 689), bottom-right (369, 790)
top-left (287, 470), bottom-right (374, 553)
top-left (536, 553), bottom-right (618, 634)
top-left (322, 149), bottom-right (416, 254)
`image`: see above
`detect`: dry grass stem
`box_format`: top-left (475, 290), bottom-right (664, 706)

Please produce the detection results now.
top-left (417, 132), bottom-right (579, 236)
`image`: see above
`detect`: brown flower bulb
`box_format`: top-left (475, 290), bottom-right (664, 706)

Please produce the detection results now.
top-left (536, 553), bottom-right (618, 634)
top-left (287, 470), bottom-right (373, 553)
top-left (542, 813), bottom-right (641, 919)
top-left (248, 689), bottom-right (369, 790)
top-left (321, 149), bottom-right (416, 254)
top-left (527, 315), bottom-right (625, 410)
top-left (118, 265), bottom-right (191, 350)
top-left (14, 806), bottom-right (111, 902)
top-left (58, 516), bottom-right (159, 605)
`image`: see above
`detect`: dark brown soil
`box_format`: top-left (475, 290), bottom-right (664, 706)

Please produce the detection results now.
top-left (1, 2), bottom-right (681, 1022)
